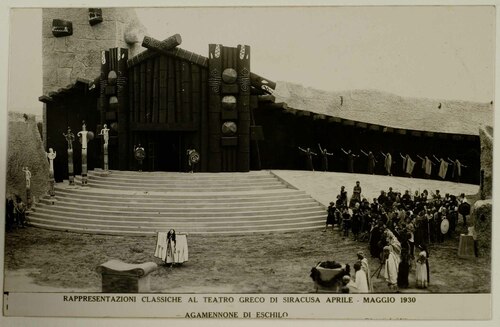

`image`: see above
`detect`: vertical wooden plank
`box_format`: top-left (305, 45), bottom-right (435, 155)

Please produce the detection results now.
top-left (145, 58), bottom-right (153, 123)
top-left (167, 57), bottom-right (176, 123)
top-left (152, 56), bottom-right (160, 123)
top-left (208, 44), bottom-right (222, 172)
top-left (133, 65), bottom-right (140, 123)
top-left (159, 56), bottom-right (168, 123)
top-left (128, 60), bottom-right (134, 124)
top-left (139, 62), bottom-right (146, 123)
top-left (200, 67), bottom-right (208, 171)
top-left (116, 47), bottom-right (129, 170)
top-left (191, 64), bottom-right (201, 151)
top-left (175, 60), bottom-right (182, 123)
top-left (99, 50), bottom-right (110, 128)
top-left (181, 60), bottom-right (191, 123)
top-left (237, 44), bottom-right (251, 172)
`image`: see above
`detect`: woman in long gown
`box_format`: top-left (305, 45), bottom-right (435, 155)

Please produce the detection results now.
top-left (415, 247), bottom-right (429, 288)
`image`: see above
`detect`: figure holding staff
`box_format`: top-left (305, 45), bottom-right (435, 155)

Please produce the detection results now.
top-left (63, 126), bottom-right (75, 185)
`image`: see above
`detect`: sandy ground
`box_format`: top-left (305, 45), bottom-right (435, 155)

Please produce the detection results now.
top-left (3, 225), bottom-right (489, 294)
top-left (3, 171), bottom-right (489, 294)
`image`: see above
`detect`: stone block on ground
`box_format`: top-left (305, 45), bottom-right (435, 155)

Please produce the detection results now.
top-left (96, 259), bottom-right (158, 293)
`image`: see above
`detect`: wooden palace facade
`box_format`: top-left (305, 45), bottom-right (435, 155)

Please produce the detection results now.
top-left (40, 36), bottom-right (481, 184)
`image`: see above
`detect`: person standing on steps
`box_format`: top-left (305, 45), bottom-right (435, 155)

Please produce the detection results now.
top-left (381, 151), bottom-right (393, 176)
top-left (360, 150), bottom-right (377, 175)
top-left (341, 148), bottom-right (359, 173)
top-left (318, 144), bottom-right (333, 172)
top-left (298, 147), bottom-right (317, 171)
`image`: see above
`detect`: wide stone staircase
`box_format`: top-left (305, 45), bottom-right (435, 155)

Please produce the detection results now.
top-left (28, 170), bottom-right (326, 235)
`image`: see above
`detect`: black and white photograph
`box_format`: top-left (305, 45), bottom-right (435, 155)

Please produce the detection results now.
top-left (0, 0), bottom-right (498, 323)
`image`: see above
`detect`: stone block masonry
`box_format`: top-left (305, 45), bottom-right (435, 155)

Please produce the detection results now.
top-left (42, 8), bottom-right (146, 95)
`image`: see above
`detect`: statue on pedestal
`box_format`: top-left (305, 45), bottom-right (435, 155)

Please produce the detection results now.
top-left (63, 126), bottom-right (75, 185)
top-left (77, 121), bottom-right (93, 185)
top-left (46, 148), bottom-right (57, 197)
top-left (22, 166), bottom-right (32, 210)
top-left (99, 124), bottom-right (110, 173)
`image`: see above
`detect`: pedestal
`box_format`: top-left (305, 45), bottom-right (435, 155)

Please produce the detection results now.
top-left (458, 234), bottom-right (475, 258)
top-left (96, 260), bottom-right (158, 293)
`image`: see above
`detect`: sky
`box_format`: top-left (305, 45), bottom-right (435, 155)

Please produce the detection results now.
top-left (5, 5), bottom-right (496, 115)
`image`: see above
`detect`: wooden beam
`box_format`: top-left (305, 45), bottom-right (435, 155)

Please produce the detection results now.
top-left (250, 72), bottom-right (276, 94)
top-left (142, 34), bottom-right (182, 52)
top-left (38, 95), bottom-right (53, 103)
top-left (313, 114), bottom-right (326, 120)
top-left (257, 94), bottom-right (275, 103)
top-left (140, 35), bottom-right (208, 67)
top-left (328, 117), bottom-right (342, 123)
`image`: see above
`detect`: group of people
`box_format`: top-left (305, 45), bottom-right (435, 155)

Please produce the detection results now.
top-left (298, 145), bottom-right (468, 182)
top-left (5, 195), bottom-right (27, 231)
top-left (324, 181), bottom-right (472, 292)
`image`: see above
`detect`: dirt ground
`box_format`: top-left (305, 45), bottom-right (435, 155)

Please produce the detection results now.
top-left (3, 225), bottom-right (490, 294)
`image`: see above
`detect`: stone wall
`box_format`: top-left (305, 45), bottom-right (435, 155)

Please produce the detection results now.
top-left (42, 8), bottom-right (146, 95)
top-left (479, 125), bottom-right (493, 199)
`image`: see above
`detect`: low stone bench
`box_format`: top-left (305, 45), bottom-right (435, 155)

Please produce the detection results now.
top-left (96, 259), bottom-right (158, 293)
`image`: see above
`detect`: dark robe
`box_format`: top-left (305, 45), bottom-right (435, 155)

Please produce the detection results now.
top-left (367, 153), bottom-right (376, 174)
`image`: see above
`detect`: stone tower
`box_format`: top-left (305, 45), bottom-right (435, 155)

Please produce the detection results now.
top-left (42, 8), bottom-right (146, 95)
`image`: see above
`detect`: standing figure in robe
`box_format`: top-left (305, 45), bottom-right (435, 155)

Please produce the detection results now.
top-left (318, 144), bottom-right (333, 172)
top-left (298, 147), bottom-right (317, 171)
top-left (341, 148), bottom-right (359, 173)
top-left (360, 150), bottom-right (377, 174)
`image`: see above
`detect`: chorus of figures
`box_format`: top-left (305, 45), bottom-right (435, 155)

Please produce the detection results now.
top-left (324, 182), bottom-right (473, 292)
top-left (296, 146), bottom-right (468, 182)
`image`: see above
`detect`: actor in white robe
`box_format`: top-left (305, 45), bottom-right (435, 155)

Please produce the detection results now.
top-left (357, 251), bottom-right (373, 292)
top-left (353, 262), bottom-right (369, 293)
top-left (416, 250), bottom-right (428, 288)
top-left (383, 246), bottom-right (399, 290)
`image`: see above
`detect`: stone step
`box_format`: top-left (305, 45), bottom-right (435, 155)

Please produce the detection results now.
top-left (29, 221), bottom-right (324, 235)
top-left (87, 171), bottom-right (280, 182)
top-left (90, 169), bottom-right (274, 179)
top-left (39, 198), bottom-right (320, 211)
top-left (28, 214), bottom-right (325, 231)
top-left (52, 187), bottom-right (306, 201)
top-left (72, 179), bottom-right (286, 192)
top-left (83, 173), bottom-right (283, 185)
top-left (32, 205), bottom-right (325, 220)
top-left (41, 196), bottom-right (314, 207)
top-left (29, 170), bottom-right (325, 235)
